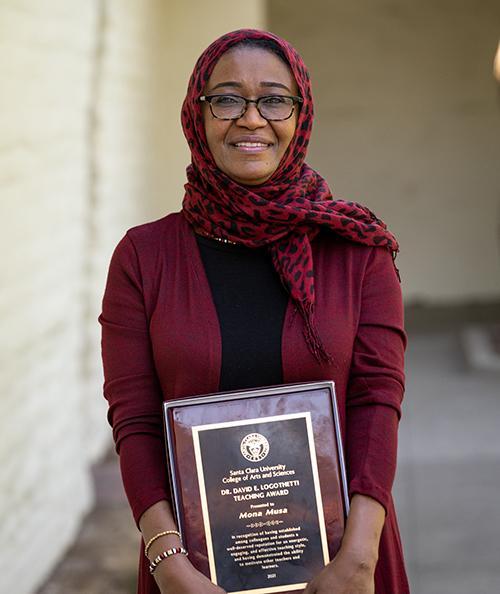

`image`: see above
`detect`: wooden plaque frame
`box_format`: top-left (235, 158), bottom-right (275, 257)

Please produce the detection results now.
top-left (163, 381), bottom-right (349, 594)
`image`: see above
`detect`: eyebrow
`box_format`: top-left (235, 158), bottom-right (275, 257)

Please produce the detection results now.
top-left (210, 80), bottom-right (292, 92)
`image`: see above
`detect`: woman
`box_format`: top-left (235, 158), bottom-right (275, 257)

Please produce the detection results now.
top-left (99, 29), bottom-right (409, 594)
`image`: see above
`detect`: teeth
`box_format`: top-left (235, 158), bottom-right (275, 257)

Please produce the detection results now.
top-left (235, 142), bottom-right (268, 147)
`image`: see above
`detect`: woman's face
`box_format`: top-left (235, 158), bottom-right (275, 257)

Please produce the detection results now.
top-left (202, 46), bottom-right (299, 186)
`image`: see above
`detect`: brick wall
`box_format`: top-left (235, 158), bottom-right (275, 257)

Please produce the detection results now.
top-left (0, 2), bottom-right (99, 592)
top-left (84, 0), bottom-right (171, 466)
top-left (0, 1), bottom-right (264, 592)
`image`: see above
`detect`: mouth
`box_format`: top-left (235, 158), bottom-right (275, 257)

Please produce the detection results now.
top-left (230, 140), bottom-right (273, 153)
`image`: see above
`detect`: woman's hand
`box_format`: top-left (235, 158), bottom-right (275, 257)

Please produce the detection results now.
top-left (139, 500), bottom-right (227, 593)
top-left (154, 553), bottom-right (227, 594)
top-left (302, 549), bottom-right (376, 594)
top-left (304, 493), bottom-right (384, 594)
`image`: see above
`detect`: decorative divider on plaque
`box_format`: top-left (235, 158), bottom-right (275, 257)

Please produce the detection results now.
top-left (163, 381), bottom-right (349, 594)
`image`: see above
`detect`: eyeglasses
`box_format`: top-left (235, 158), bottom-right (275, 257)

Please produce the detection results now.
top-left (199, 94), bottom-right (303, 121)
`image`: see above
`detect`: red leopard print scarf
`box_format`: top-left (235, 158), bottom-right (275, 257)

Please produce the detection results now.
top-left (181, 29), bottom-right (399, 363)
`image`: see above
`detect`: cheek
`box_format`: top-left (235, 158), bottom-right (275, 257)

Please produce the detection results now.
top-left (203, 108), bottom-right (219, 148)
top-left (203, 117), bottom-right (216, 152)
top-left (204, 116), bottom-right (230, 160)
top-left (204, 130), bottom-right (224, 169)
top-left (278, 121), bottom-right (298, 156)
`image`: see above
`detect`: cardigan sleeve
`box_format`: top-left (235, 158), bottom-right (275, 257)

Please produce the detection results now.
top-left (345, 247), bottom-right (407, 514)
top-left (99, 233), bottom-right (170, 525)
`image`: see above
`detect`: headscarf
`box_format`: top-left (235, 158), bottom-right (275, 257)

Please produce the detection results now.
top-left (181, 29), bottom-right (399, 363)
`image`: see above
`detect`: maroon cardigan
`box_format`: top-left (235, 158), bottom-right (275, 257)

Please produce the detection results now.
top-left (99, 212), bottom-right (410, 594)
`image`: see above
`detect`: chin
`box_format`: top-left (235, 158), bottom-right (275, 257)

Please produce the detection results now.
top-left (240, 178), bottom-right (271, 186)
top-left (228, 168), bottom-right (275, 186)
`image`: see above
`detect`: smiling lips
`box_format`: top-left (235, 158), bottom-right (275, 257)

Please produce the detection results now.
top-left (231, 138), bottom-right (273, 153)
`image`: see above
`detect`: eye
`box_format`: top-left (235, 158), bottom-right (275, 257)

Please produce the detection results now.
top-left (212, 95), bottom-right (241, 105)
top-left (261, 96), bottom-right (288, 105)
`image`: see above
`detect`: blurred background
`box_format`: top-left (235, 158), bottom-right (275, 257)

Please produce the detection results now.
top-left (1, 1), bottom-right (499, 593)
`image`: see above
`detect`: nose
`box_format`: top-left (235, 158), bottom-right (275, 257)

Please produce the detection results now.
top-left (236, 102), bottom-right (267, 129)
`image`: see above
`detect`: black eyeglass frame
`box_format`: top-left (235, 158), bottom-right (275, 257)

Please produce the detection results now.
top-left (199, 94), bottom-right (304, 121)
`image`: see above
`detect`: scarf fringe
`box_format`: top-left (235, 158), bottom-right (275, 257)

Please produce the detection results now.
top-left (297, 301), bottom-right (333, 365)
top-left (392, 250), bottom-right (402, 283)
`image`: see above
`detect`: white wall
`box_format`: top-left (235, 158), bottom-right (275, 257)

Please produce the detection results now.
top-left (86, 0), bottom-right (266, 466)
top-left (85, 0), bottom-right (175, 466)
top-left (269, 0), bottom-right (500, 302)
top-left (0, 2), bottom-right (99, 592)
top-left (0, 1), bottom-right (265, 593)
top-left (153, 0), bottom-right (268, 217)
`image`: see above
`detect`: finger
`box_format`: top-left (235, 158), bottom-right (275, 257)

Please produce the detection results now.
top-left (302, 582), bottom-right (315, 594)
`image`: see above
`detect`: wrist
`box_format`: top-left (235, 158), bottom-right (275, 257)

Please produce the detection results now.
top-left (147, 533), bottom-right (183, 561)
top-left (337, 493), bottom-right (384, 573)
top-left (337, 544), bottom-right (378, 573)
top-left (153, 553), bottom-right (192, 588)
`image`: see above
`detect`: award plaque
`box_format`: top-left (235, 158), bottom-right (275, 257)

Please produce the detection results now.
top-left (163, 381), bottom-right (349, 594)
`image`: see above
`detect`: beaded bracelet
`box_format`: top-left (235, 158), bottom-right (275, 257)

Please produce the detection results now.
top-left (149, 546), bottom-right (188, 574)
top-left (145, 530), bottom-right (182, 558)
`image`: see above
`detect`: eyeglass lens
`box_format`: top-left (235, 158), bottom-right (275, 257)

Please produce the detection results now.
top-left (210, 96), bottom-right (295, 120)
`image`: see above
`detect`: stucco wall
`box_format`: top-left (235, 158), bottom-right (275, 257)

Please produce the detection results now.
top-left (269, 0), bottom-right (500, 302)
top-left (0, 1), bottom-right (264, 593)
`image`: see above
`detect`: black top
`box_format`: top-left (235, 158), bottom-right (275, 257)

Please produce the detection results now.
top-left (196, 235), bottom-right (289, 392)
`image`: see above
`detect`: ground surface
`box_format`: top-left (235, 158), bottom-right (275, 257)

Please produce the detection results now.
top-left (394, 329), bottom-right (500, 594)
top-left (38, 326), bottom-right (500, 594)
top-left (36, 457), bottom-right (138, 594)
